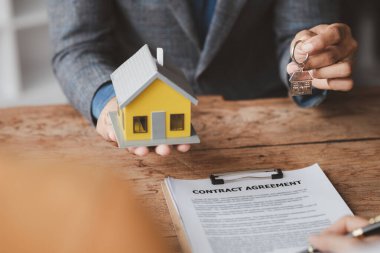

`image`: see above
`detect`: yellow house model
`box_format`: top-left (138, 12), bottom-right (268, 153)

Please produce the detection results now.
top-left (109, 45), bottom-right (200, 148)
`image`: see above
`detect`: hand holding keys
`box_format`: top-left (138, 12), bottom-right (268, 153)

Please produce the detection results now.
top-left (289, 40), bottom-right (313, 96)
top-left (287, 24), bottom-right (357, 94)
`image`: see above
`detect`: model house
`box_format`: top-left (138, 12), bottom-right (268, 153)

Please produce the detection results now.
top-left (109, 44), bottom-right (200, 148)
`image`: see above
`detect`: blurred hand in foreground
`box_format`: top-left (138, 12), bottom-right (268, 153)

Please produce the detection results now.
top-left (0, 157), bottom-right (169, 253)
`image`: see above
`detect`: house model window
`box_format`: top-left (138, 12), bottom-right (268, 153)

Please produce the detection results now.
top-left (170, 114), bottom-right (185, 131)
top-left (133, 116), bottom-right (148, 133)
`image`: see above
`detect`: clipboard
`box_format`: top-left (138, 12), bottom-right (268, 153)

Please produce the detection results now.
top-left (210, 169), bottom-right (283, 185)
top-left (162, 180), bottom-right (193, 253)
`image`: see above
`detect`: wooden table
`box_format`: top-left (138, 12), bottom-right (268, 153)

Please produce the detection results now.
top-left (1, 88), bottom-right (380, 252)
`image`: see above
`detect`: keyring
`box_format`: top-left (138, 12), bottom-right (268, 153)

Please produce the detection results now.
top-left (291, 40), bottom-right (309, 68)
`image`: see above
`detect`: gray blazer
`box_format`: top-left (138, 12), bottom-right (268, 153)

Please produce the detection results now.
top-left (47, 0), bottom-right (339, 123)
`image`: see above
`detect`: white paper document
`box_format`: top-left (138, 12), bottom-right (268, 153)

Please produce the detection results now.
top-left (164, 164), bottom-right (352, 253)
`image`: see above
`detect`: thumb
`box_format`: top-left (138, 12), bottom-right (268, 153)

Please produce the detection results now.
top-left (106, 113), bottom-right (117, 142)
top-left (286, 62), bottom-right (299, 75)
top-left (96, 112), bottom-right (117, 142)
top-left (96, 97), bottom-right (118, 142)
top-left (291, 30), bottom-right (317, 64)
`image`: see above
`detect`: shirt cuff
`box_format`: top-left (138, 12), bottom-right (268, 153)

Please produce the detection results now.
top-left (292, 88), bottom-right (328, 108)
top-left (91, 82), bottom-right (116, 120)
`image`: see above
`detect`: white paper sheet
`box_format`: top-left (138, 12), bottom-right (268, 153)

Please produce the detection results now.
top-left (165, 164), bottom-right (352, 253)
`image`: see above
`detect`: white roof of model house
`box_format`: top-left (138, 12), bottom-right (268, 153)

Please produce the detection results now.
top-left (111, 44), bottom-right (198, 109)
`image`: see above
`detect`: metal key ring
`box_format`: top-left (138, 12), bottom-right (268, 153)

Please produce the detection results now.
top-left (291, 40), bottom-right (309, 68)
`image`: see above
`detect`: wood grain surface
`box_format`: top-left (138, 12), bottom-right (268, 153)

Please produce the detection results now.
top-left (0, 88), bottom-right (379, 252)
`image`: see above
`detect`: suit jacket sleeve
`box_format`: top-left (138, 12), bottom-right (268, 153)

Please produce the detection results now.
top-left (274, 0), bottom-right (340, 105)
top-left (47, 0), bottom-right (120, 123)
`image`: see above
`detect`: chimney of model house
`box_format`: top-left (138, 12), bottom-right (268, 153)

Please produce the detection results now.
top-left (157, 48), bottom-right (164, 66)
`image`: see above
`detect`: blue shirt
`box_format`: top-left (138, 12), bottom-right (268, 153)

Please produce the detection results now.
top-left (92, 83), bottom-right (117, 119)
top-left (91, 0), bottom-right (327, 120)
top-left (192, 0), bottom-right (217, 46)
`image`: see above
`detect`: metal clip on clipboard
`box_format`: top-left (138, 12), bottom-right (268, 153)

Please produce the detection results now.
top-left (210, 169), bottom-right (283, 185)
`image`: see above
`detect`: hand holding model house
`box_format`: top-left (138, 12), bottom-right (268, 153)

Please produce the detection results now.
top-left (97, 45), bottom-right (200, 156)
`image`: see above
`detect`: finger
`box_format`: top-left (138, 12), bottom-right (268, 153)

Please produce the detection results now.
top-left (292, 29), bottom-right (317, 48)
top-left (134, 147), bottom-right (149, 157)
top-left (105, 112), bottom-right (117, 141)
top-left (309, 234), bottom-right (360, 253)
top-left (312, 78), bottom-right (354, 91)
top-left (96, 126), bottom-right (109, 141)
top-left (127, 147), bottom-right (136, 153)
top-left (108, 130), bottom-right (117, 142)
top-left (291, 30), bottom-right (317, 64)
top-left (105, 112), bottom-right (113, 125)
top-left (96, 116), bottom-right (112, 141)
top-left (155, 145), bottom-right (171, 156)
top-left (312, 61), bottom-right (353, 79)
top-left (177, 144), bottom-right (191, 153)
top-left (302, 24), bottom-right (349, 53)
top-left (304, 46), bottom-right (344, 69)
top-left (287, 62), bottom-right (299, 75)
top-left (324, 215), bottom-right (369, 235)
top-left (309, 24), bottom-right (329, 34)
top-left (365, 235), bottom-right (380, 244)
top-left (102, 121), bottom-right (117, 142)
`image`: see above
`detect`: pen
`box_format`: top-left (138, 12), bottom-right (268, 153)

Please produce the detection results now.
top-left (298, 215), bottom-right (380, 253)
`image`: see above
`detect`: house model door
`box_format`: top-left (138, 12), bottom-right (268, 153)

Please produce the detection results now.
top-left (152, 112), bottom-right (166, 139)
